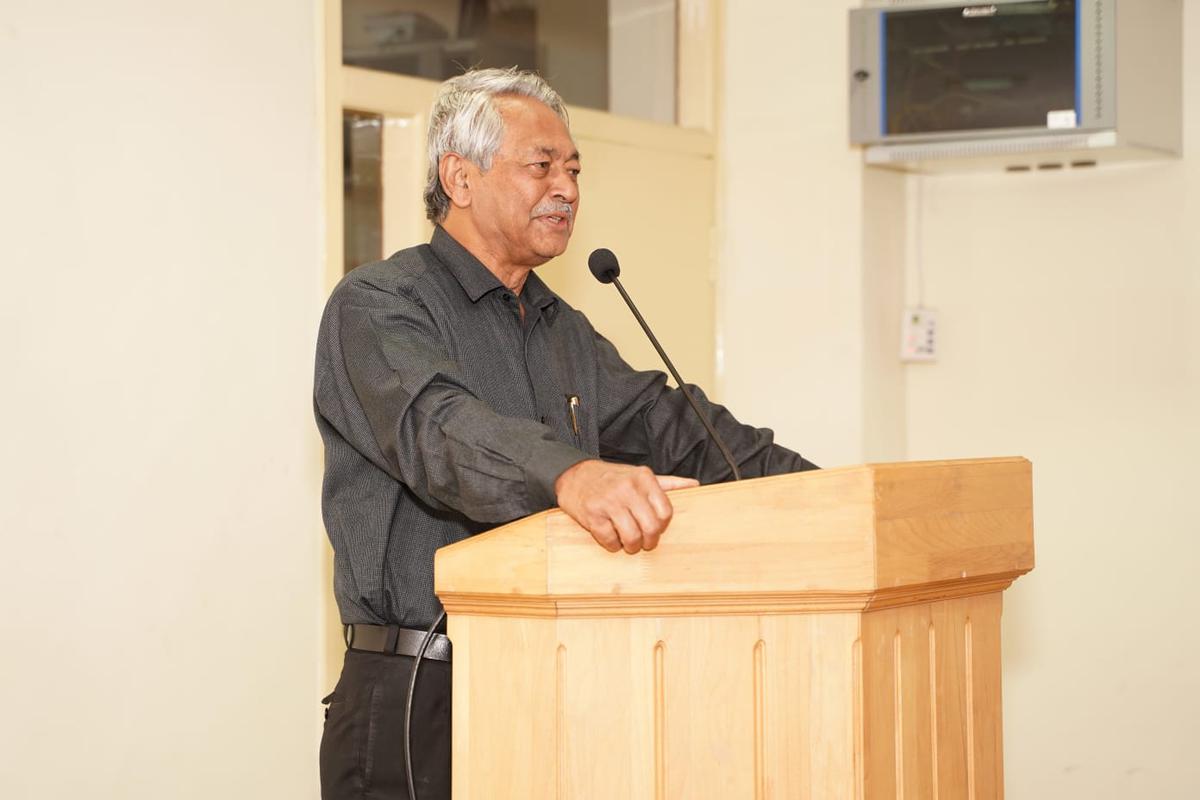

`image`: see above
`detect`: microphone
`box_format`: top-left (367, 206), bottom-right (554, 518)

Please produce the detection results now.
top-left (588, 248), bottom-right (741, 481)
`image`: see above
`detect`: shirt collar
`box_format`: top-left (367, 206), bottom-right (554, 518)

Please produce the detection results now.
top-left (430, 226), bottom-right (504, 302)
top-left (521, 270), bottom-right (560, 321)
top-left (430, 226), bottom-right (561, 321)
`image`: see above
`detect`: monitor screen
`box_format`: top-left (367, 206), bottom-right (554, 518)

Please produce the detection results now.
top-left (882, 1), bottom-right (1078, 136)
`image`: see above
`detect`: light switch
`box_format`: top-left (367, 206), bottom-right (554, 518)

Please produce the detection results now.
top-left (900, 307), bottom-right (937, 362)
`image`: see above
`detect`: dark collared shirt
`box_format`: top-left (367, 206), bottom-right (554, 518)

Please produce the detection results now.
top-left (314, 227), bottom-right (817, 627)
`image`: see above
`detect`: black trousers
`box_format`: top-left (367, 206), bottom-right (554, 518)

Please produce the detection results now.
top-left (320, 648), bottom-right (452, 800)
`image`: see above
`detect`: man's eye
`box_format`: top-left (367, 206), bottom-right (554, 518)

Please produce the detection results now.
top-left (530, 162), bottom-right (550, 171)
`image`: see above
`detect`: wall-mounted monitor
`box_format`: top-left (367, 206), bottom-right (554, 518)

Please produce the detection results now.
top-left (848, 0), bottom-right (1181, 171)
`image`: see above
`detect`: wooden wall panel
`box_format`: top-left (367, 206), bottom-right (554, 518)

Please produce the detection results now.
top-left (759, 614), bottom-right (860, 799)
top-left (451, 596), bottom-right (1008, 798)
top-left (966, 594), bottom-right (1005, 799)
top-left (930, 600), bottom-right (970, 798)
top-left (449, 615), bottom-right (557, 799)
top-left (659, 617), bottom-right (760, 798)
top-left (555, 618), bottom-right (656, 799)
top-left (861, 594), bottom-right (1006, 800)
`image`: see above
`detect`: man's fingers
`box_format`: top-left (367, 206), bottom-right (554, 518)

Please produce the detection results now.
top-left (633, 483), bottom-right (669, 523)
top-left (628, 496), bottom-right (666, 551)
top-left (640, 485), bottom-right (667, 522)
top-left (609, 508), bottom-right (644, 554)
top-left (555, 461), bottom-right (701, 555)
top-left (589, 518), bottom-right (622, 552)
top-left (655, 475), bottom-right (700, 491)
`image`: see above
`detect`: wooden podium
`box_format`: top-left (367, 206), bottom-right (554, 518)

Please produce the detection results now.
top-left (434, 458), bottom-right (1034, 799)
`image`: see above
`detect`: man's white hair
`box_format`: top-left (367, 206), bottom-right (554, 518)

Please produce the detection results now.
top-left (423, 67), bottom-right (570, 223)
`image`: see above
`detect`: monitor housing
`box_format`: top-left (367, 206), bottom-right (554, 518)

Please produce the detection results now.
top-left (848, 0), bottom-right (1181, 172)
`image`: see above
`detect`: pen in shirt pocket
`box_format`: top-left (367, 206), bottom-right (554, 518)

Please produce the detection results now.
top-left (565, 394), bottom-right (580, 437)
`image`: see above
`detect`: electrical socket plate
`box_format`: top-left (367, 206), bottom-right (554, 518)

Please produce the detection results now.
top-left (900, 307), bottom-right (937, 362)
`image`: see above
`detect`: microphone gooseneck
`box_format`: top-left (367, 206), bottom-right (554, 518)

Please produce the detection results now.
top-left (587, 248), bottom-right (742, 481)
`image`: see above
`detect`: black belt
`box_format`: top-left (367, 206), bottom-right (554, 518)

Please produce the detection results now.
top-left (345, 623), bottom-right (452, 662)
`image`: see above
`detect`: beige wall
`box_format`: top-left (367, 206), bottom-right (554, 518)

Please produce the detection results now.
top-left (0, 2), bottom-right (326, 798)
top-left (717, 1), bottom-right (882, 468)
top-left (720, 1), bottom-right (1200, 797)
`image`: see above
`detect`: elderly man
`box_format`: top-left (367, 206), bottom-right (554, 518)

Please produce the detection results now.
top-left (314, 67), bottom-right (817, 800)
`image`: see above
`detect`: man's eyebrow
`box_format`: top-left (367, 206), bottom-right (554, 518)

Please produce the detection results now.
top-left (532, 145), bottom-right (582, 162)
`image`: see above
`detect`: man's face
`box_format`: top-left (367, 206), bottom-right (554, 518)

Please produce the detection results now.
top-left (468, 95), bottom-right (581, 268)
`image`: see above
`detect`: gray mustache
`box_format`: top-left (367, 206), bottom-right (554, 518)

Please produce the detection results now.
top-left (531, 202), bottom-right (573, 220)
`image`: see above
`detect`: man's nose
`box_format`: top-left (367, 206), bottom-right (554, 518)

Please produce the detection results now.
top-left (550, 166), bottom-right (579, 204)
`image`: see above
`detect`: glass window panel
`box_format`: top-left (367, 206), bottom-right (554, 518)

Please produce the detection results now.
top-left (342, 0), bottom-right (677, 123)
top-left (608, 0), bottom-right (675, 124)
top-left (343, 111), bottom-right (383, 274)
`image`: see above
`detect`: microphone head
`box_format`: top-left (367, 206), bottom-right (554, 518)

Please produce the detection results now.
top-left (588, 248), bottom-right (621, 284)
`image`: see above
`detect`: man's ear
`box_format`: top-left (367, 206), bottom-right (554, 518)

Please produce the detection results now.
top-left (439, 153), bottom-right (473, 210)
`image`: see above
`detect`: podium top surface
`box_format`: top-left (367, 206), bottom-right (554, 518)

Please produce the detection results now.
top-left (434, 458), bottom-right (1034, 612)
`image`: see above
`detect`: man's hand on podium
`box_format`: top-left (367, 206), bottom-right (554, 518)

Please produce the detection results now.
top-left (554, 460), bottom-right (698, 554)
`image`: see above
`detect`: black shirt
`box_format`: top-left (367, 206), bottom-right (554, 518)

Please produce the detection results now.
top-left (314, 227), bottom-right (817, 627)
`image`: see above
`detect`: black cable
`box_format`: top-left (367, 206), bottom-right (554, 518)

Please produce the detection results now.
top-left (404, 610), bottom-right (447, 800)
